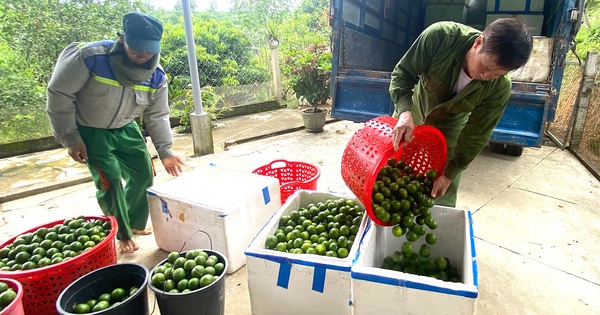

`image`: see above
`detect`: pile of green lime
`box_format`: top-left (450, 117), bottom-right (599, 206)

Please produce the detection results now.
top-left (381, 248), bottom-right (461, 282)
top-left (0, 281), bottom-right (17, 311)
top-left (71, 286), bottom-right (139, 313)
top-left (0, 215), bottom-right (111, 271)
top-left (151, 250), bottom-right (225, 294)
top-left (264, 197), bottom-right (365, 258)
top-left (371, 158), bottom-right (438, 242)
top-left (374, 158), bottom-right (461, 282)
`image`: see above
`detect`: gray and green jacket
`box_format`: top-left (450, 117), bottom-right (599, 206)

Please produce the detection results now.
top-left (390, 22), bottom-right (511, 180)
top-left (47, 40), bottom-right (174, 159)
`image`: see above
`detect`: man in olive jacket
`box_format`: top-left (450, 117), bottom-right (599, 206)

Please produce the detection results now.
top-left (46, 12), bottom-right (185, 253)
top-left (390, 18), bottom-right (533, 207)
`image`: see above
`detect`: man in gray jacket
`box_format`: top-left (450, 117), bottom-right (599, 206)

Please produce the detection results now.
top-left (47, 12), bottom-right (185, 253)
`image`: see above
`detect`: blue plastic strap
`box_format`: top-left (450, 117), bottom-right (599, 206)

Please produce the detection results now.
top-left (262, 186), bottom-right (271, 204)
top-left (277, 260), bottom-right (292, 289)
top-left (160, 198), bottom-right (172, 219)
top-left (312, 265), bottom-right (326, 293)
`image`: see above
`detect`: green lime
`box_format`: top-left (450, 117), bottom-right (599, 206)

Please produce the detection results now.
top-left (173, 257), bottom-right (186, 269)
top-left (111, 287), bottom-right (126, 302)
top-left (98, 293), bottom-right (111, 303)
top-left (392, 226), bottom-right (404, 237)
top-left (204, 266), bottom-right (216, 276)
top-left (167, 252), bottom-right (179, 264)
top-left (0, 289), bottom-right (16, 307)
top-left (0, 282), bottom-right (7, 294)
top-left (214, 262), bottom-right (225, 276)
top-left (191, 265), bottom-right (205, 278)
top-left (435, 257), bottom-right (448, 270)
top-left (419, 244), bottom-right (431, 258)
top-left (0, 249), bottom-right (10, 260)
top-left (51, 257), bottom-right (63, 264)
top-left (425, 233), bottom-right (437, 245)
top-left (185, 250), bottom-right (198, 260)
top-left (151, 273), bottom-right (166, 288)
top-left (37, 257), bottom-right (51, 267)
top-left (58, 226), bottom-right (71, 235)
top-left (194, 255), bottom-right (207, 266)
top-left (21, 261), bottom-right (37, 270)
top-left (77, 235), bottom-right (90, 244)
top-left (74, 228), bottom-right (88, 237)
top-left (15, 251), bottom-right (31, 264)
top-left (172, 268), bottom-right (186, 283)
top-left (183, 259), bottom-right (196, 271)
top-left (45, 232), bottom-right (59, 242)
top-left (73, 303), bottom-right (91, 314)
top-left (86, 299), bottom-right (97, 308)
top-left (129, 286), bottom-right (139, 296)
top-left (92, 300), bottom-right (109, 312)
top-left (200, 274), bottom-right (214, 287)
top-left (177, 279), bottom-right (189, 291)
top-left (90, 235), bottom-right (101, 243)
top-left (35, 227), bottom-right (49, 239)
top-left (163, 279), bottom-right (176, 292)
top-left (188, 277), bottom-right (200, 290)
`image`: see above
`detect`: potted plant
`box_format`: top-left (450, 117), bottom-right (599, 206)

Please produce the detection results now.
top-left (284, 43), bottom-right (332, 133)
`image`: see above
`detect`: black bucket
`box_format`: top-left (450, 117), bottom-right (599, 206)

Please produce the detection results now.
top-left (56, 263), bottom-right (149, 315)
top-left (149, 249), bottom-right (228, 315)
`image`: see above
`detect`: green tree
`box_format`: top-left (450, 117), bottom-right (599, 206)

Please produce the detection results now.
top-left (0, 0), bottom-right (148, 83)
top-left (160, 14), bottom-right (268, 87)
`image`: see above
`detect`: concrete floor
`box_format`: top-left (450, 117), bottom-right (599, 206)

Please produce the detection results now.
top-left (0, 109), bottom-right (599, 314)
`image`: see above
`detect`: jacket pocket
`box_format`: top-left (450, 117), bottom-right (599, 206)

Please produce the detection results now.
top-left (448, 97), bottom-right (477, 114)
top-left (421, 73), bottom-right (445, 104)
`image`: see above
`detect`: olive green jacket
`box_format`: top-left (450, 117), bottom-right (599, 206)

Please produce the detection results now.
top-left (389, 22), bottom-right (511, 180)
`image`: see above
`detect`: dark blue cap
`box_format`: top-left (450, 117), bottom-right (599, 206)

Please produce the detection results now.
top-left (123, 12), bottom-right (163, 54)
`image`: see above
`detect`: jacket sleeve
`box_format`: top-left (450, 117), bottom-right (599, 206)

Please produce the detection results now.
top-left (144, 76), bottom-right (175, 159)
top-left (389, 23), bottom-right (442, 115)
top-left (444, 77), bottom-right (511, 180)
top-left (46, 42), bottom-right (90, 147)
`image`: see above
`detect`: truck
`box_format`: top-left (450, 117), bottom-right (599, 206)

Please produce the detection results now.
top-left (329, 0), bottom-right (584, 156)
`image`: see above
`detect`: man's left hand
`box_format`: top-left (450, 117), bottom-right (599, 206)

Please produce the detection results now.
top-left (431, 175), bottom-right (452, 199)
top-left (161, 155), bottom-right (185, 177)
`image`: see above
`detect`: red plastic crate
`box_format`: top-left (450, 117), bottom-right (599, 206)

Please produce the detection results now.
top-left (253, 160), bottom-right (321, 204)
top-left (0, 216), bottom-right (118, 315)
top-left (341, 116), bottom-right (447, 226)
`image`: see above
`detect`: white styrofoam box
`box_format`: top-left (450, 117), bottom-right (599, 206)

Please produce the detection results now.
top-left (487, 0), bottom-right (546, 13)
top-left (245, 190), bottom-right (369, 315)
top-left (147, 165), bottom-right (281, 274)
top-left (510, 36), bottom-right (554, 83)
top-left (486, 14), bottom-right (544, 35)
top-left (351, 206), bottom-right (478, 315)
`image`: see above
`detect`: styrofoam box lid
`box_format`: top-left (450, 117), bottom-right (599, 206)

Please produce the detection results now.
top-left (147, 165), bottom-right (280, 213)
top-left (510, 36), bottom-right (554, 83)
top-left (245, 190), bottom-right (370, 270)
top-left (351, 206), bottom-right (478, 298)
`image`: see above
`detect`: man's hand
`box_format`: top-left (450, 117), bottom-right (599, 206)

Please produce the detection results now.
top-left (162, 155), bottom-right (185, 177)
top-left (431, 175), bottom-right (452, 199)
top-left (68, 142), bottom-right (88, 163)
top-left (392, 111), bottom-right (415, 151)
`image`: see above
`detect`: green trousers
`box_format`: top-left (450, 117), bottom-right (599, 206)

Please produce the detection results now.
top-left (78, 122), bottom-right (153, 241)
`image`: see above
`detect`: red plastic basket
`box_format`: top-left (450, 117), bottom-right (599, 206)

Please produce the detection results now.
top-left (252, 159), bottom-right (321, 204)
top-left (0, 216), bottom-right (118, 315)
top-left (341, 116), bottom-right (447, 226)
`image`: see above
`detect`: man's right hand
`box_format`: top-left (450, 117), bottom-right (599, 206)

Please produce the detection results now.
top-left (68, 142), bottom-right (88, 163)
top-left (392, 111), bottom-right (415, 151)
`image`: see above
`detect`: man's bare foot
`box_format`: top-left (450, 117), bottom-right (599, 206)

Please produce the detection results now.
top-left (131, 227), bottom-right (153, 235)
top-left (117, 239), bottom-right (140, 254)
